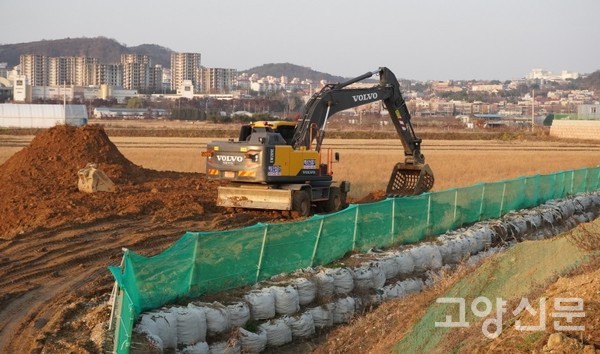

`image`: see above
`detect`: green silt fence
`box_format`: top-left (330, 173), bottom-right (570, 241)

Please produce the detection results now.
top-left (109, 167), bottom-right (600, 353)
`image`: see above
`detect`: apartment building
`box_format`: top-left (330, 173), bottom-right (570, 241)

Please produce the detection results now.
top-left (93, 63), bottom-right (123, 87)
top-left (170, 52), bottom-right (201, 92)
top-left (20, 54), bottom-right (49, 86)
top-left (47, 56), bottom-right (97, 86)
top-left (121, 54), bottom-right (150, 90)
top-left (199, 67), bottom-right (236, 93)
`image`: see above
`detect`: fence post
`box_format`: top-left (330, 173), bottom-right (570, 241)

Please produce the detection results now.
top-left (479, 184), bottom-right (486, 221)
top-left (390, 199), bottom-right (396, 245)
top-left (188, 234), bottom-right (199, 295)
top-left (571, 170), bottom-right (575, 194)
top-left (426, 194), bottom-right (432, 236)
top-left (499, 182), bottom-right (506, 217)
top-left (352, 205), bottom-right (359, 250)
top-left (453, 189), bottom-right (458, 226)
top-left (311, 217), bottom-right (325, 267)
top-left (255, 224), bottom-right (269, 283)
top-left (108, 250), bottom-right (126, 331)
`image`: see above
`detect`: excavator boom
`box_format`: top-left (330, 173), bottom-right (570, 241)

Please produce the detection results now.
top-left (292, 67), bottom-right (434, 196)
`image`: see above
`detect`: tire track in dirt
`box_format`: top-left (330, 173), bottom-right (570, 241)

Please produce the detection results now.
top-left (0, 211), bottom-right (279, 353)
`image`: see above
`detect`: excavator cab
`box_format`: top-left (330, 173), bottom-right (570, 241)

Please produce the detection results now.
top-left (386, 162), bottom-right (434, 196)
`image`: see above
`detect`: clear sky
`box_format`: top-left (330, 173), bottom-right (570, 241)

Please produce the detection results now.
top-left (1, 0), bottom-right (598, 80)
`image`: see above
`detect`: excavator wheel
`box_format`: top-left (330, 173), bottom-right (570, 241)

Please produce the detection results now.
top-left (323, 186), bottom-right (342, 213)
top-left (386, 163), bottom-right (434, 197)
top-left (292, 190), bottom-right (311, 217)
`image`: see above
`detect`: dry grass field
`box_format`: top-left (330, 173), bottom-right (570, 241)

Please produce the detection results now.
top-left (2, 135), bottom-right (600, 198)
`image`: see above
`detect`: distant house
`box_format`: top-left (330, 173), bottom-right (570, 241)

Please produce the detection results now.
top-left (92, 107), bottom-right (168, 119)
top-left (577, 104), bottom-right (600, 120)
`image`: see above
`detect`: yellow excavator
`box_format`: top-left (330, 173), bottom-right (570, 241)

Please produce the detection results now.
top-left (202, 67), bottom-right (434, 216)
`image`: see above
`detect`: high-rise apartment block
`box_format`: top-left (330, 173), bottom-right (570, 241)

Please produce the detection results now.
top-left (18, 52), bottom-right (238, 95)
top-left (170, 53), bottom-right (201, 92)
top-left (20, 55), bottom-right (49, 86)
top-left (199, 67), bottom-right (237, 93)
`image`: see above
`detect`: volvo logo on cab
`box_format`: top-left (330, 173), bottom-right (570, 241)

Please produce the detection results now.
top-left (216, 155), bottom-right (244, 164)
top-left (352, 93), bottom-right (378, 102)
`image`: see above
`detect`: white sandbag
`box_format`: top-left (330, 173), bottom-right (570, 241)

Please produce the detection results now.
top-left (181, 341), bottom-right (210, 354)
top-left (136, 313), bottom-right (160, 337)
top-left (352, 266), bottom-right (374, 291)
top-left (379, 255), bottom-right (399, 279)
top-left (525, 212), bottom-right (543, 229)
top-left (353, 263), bottom-right (386, 290)
top-left (540, 208), bottom-right (555, 225)
top-left (292, 277), bottom-right (317, 305)
top-left (283, 312), bottom-right (316, 338)
top-left (258, 319), bottom-right (293, 347)
top-left (201, 302), bottom-right (231, 336)
top-left (308, 304), bottom-right (334, 328)
top-left (370, 262), bottom-right (386, 288)
top-left (410, 245), bottom-right (441, 272)
top-left (454, 237), bottom-right (472, 260)
top-left (333, 297), bottom-right (355, 324)
top-left (208, 341), bottom-right (241, 354)
top-left (227, 302), bottom-right (250, 328)
top-left (152, 310), bottom-right (178, 349)
top-left (383, 282), bottom-right (406, 299)
top-left (244, 289), bottom-right (276, 320)
top-left (239, 328), bottom-right (267, 354)
top-left (409, 246), bottom-right (427, 272)
top-left (558, 200), bottom-right (576, 218)
top-left (176, 306), bottom-right (207, 345)
top-left (440, 239), bottom-right (462, 264)
top-left (394, 251), bottom-right (415, 275)
top-left (327, 268), bottom-right (354, 294)
top-left (402, 278), bottom-right (424, 294)
top-left (313, 271), bottom-right (335, 298)
top-left (509, 218), bottom-right (528, 236)
top-left (270, 285), bottom-right (300, 315)
top-left (134, 315), bottom-right (163, 351)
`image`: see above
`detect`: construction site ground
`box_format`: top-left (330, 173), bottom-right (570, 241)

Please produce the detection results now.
top-left (0, 124), bottom-right (598, 353)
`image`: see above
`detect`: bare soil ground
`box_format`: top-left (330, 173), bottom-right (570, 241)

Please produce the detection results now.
top-left (0, 124), bottom-right (598, 353)
top-left (0, 125), bottom-right (290, 353)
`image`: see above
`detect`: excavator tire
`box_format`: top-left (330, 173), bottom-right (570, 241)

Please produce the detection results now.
top-left (386, 163), bottom-right (434, 196)
top-left (323, 186), bottom-right (342, 213)
top-left (292, 190), bottom-right (311, 217)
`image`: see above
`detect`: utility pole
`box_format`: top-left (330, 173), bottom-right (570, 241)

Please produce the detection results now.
top-left (531, 89), bottom-right (534, 132)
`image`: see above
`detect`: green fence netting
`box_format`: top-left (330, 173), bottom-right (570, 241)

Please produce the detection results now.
top-left (109, 167), bottom-right (600, 353)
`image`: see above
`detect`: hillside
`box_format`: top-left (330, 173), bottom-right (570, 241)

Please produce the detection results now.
top-left (0, 37), bottom-right (173, 67)
top-left (0, 38), bottom-right (345, 82)
top-left (578, 70), bottom-right (600, 91)
top-left (241, 62), bottom-right (348, 83)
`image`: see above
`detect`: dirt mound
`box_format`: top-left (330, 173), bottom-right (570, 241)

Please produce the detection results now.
top-left (0, 125), bottom-right (146, 186)
top-left (0, 125), bottom-right (222, 239)
top-left (352, 189), bottom-right (387, 203)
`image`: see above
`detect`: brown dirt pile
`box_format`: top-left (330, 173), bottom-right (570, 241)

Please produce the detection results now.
top-left (0, 125), bottom-right (220, 239)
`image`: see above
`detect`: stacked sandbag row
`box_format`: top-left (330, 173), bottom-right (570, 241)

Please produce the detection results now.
top-left (132, 192), bottom-right (600, 353)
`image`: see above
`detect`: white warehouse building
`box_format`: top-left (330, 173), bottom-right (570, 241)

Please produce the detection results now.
top-left (0, 104), bottom-right (88, 128)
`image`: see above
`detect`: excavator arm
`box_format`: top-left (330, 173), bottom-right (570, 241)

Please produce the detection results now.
top-left (292, 67), bottom-right (434, 195)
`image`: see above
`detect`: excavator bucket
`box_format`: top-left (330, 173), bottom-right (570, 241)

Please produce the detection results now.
top-left (77, 163), bottom-right (116, 193)
top-left (386, 163), bottom-right (434, 196)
